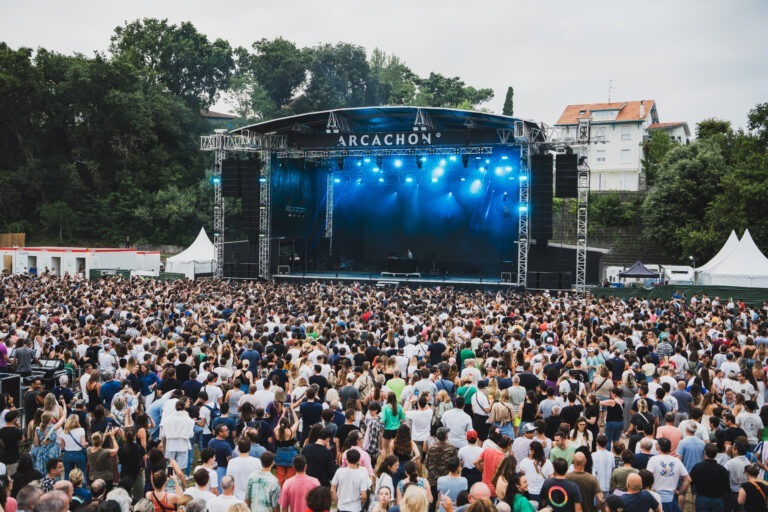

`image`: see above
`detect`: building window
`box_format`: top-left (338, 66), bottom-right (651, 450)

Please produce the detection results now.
top-left (621, 126), bottom-right (631, 141)
top-left (620, 149), bottom-right (631, 164)
top-left (596, 150), bottom-right (606, 163)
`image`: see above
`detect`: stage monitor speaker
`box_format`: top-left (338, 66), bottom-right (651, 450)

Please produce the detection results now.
top-left (530, 154), bottom-right (553, 241)
top-left (221, 159), bottom-right (242, 197)
top-left (555, 153), bottom-right (579, 198)
top-left (0, 373), bottom-right (22, 413)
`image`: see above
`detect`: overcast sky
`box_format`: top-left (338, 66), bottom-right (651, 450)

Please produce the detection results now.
top-left (2, 0), bottom-right (766, 132)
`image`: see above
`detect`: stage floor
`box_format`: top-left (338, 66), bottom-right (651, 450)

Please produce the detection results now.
top-left (272, 270), bottom-right (522, 289)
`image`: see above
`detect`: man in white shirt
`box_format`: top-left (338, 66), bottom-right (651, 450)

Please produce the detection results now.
top-left (405, 396), bottom-right (434, 446)
top-left (460, 359), bottom-right (482, 386)
top-left (208, 476), bottom-right (244, 512)
top-left (185, 468), bottom-right (217, 501)
top-left (253, 379), bottom-right (276, 410)
top-left (226, 438), bottom-right (262, 499)
top-left (591, 435), bottom-right (614, 493)
top-left (441, 396), bottom-right (473, 449)
top-left (330, 449), bottom-right (370, 512)
top-left (203, 373), bottom-right (224, 405)
top-left (160, 398), bottom-right (195, 472)
top-left (646, 438), bottom-right (691, 508)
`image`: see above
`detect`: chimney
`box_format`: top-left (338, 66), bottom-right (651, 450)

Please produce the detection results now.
top-left (639, 100), bottom-right (645, 118)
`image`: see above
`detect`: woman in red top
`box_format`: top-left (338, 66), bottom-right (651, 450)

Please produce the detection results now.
top-left (473, 430), bottom-right (511, 497)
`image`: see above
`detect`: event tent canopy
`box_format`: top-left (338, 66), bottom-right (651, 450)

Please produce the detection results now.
top-left (165, 227), bottom-right (214, 279)
top-left (698, 229), bottom-right (768, 287)
top-left (619, 261), bottom-right (661, 278)
top-left (697, 230), bottom-right (739, 273)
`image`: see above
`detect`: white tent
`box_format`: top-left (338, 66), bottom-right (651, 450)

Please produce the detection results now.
top-left (697, 230), bottom-right (739, 273)
top-left (165, 227), bottom-right (214, 279)
top-left (698, 229), bottom-right (768, 287)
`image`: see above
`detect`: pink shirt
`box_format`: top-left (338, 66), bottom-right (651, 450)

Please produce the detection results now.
top-left (279, 474), bottom-right (320, 512)
top-left (340, 446), bottom-right (375, 476)
top-left (656, 425), bottom-right (683, 455)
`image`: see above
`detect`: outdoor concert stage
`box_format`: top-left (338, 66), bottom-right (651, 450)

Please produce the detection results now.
top-left (212, 106), bottom-right (602, 288)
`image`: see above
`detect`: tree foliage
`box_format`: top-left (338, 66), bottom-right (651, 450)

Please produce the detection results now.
top-left (641, 130), bottom-right (678, 186)
top-left (502, 86), bottom-right (514, 116)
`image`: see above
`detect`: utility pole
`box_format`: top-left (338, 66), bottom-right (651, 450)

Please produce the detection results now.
top-left (608, 79), bottom-right (615, 103)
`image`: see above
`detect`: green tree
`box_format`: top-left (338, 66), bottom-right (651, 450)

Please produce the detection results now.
top-left (641, 139), bottom-right (726, 257)
top-left (248, 38), bottom-right (308, 109)
top-left (296, 43), bottom-right (371, 112)
top-left (502, 86), bottom-right (514, 116)
top-left (641, 129), bottom-right (677, 186)
top-left (110, 18), bottom-right (234, 108)
top-left (39, 201), bottom-right (77, 240)
top-left (368, 48), bottom-right (417, 105)
top-left (414, 73), bottom-right (493, 109)
top-left (696, 118), bottom-right (732, 140)
top-left (747, 102), bottom-right (768, 146)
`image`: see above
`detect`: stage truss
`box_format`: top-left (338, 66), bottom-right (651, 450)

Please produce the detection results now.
top-left (202, 117), bottom-right (557, 286)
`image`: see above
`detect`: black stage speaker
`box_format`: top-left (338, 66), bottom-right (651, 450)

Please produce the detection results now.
top-left (221, 159), bottom-right (242, 197)
top-left (241, 166), bottom-right (261, 240)
top-left (223, 241), bottom-right (260, 279)
top-left (555, 153), bottom-right (579, 198)
top-left (0, 373), bottom-right (22, 412)
top-left (530, 154), bottom-right (554, 242)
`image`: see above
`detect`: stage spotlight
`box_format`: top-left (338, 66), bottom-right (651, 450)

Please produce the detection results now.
top-left (503, 192), bottom-right (508, 202)
top-left (501, 155), bottom-right (509, 160)
top-left (372, 167), bottom-right (380, 173)
top-left (462, 155), bottom-right (469, 168)
top-left (439, 158), bottom-right (446, 167)
top-left (405, 176), bottom-right (413, 183)
top-left (495, 167), bottom-right (504, 176)
top-left (432, 167), bottom-right (445, 180)
top-left (505, 166), bottom-right (513, 172)
top-left (333, 178), bottom-right (341, 184)
top-left (364, 157), bottom-right (371, 163)
top-left (485, 159), bottom-right (491, 164)
top-left (470, 179), bottom-right (483, 193)
top-left (337, 158), bottom-right (344, 170)
top-left (259, 177), bottom-right (267, 183)
top-left (519, 205), bottom-right (528, 213)
top-left (479, 167), bottom-right (486, 174)
top-left (460, 177), bottom-right (466, 182)
top-left (519, 175), bottom-right (528, 181)
top-left (211, 176), bottom-right (221, 185)
top-left (378, 177), bottom-right (385, 183)
top-left (394, 159), bottom-right (403, 168)
top-left (431, 177), bottom-right (438, 183)
top-left (449, 155), bottom-right (457, 162)
top-left (356, 160), bottom-right (362, 167)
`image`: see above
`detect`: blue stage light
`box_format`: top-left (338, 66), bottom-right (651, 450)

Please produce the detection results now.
top-left (495, 167), bottom-right (504, 176)
top-left (431, 177), bottom-right (438, 183)
top-left (394, 159), bottom-right (403, 168)
top-left (364, 158), bottom-right (371, 163)
top-left (333, 178), bottom-right (341, 184)
top-left (505, 166), bottom-right (513, 172)
top-left (449, 156), bottom-right (457, 162)
top-left (439, 158), bottom-right (446, 166)
top-left (479, 167), bottom-right (486, 174)
top-left (378, 177), bottom-right (385, 183)
top-left (211, 176), bottom-right (221, 185)
top-left (259, 177), bottom-right (267, 183)
top-left (519, 175), bottom-right (528, 181)
top-left (405, 176), bottom-right (413, 183)
top-left (501, 155), bottom-right (509, 160)
top-left (373, 167), bottom-right (380, 173)
top-left (420, 156), bottom-right (427, 162)
top-left (519, 205), bottom-right (528, 212)
top-left (432, 167), bottom-right (445, 180)
top-left (470, 179), bottom-right (483, 193)
top-left (356, 161), bottom-right (362, 167)
top-left (485, 159), bottom-right (490, 164)
top-left (460, 177), bottom-right (466, 182)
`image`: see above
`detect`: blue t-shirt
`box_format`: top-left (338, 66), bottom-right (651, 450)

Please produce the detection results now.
top-left (208, 438), bottom-right (233, 467)
top-left (437, 475), bottom-right (468, 512)
top-left (677, 436), bottom-right (705, 473)
top-left (620, 490), bottom-right (659, 512)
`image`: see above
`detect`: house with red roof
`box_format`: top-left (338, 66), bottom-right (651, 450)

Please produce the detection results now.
top-left (554, 100), bottom-right (689, 191)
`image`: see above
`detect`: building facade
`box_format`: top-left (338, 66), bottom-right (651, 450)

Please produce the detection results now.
top-left (554, 100), bottom-right (689, 191)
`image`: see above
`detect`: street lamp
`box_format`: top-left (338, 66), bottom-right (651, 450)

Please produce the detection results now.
top-left (689, 255), bottom-right (697, 285)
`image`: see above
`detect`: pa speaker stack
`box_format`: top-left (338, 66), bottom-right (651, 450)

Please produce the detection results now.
top-left (555, 153), bottom-right (579, 198)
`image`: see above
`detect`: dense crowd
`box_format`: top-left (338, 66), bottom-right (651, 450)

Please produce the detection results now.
top-left (0, 273), bottom-right (766, 512)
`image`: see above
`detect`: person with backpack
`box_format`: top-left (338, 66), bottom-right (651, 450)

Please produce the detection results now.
top-left (198, 391), bottom-right (221, 449)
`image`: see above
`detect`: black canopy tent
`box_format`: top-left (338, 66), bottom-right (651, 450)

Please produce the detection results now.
top-left (618, 261), bottom-right (661, 279)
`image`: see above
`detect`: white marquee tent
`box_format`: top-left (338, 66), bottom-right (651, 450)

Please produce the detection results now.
top-left (165, 227), bottom-right (214, 279)
top-left (698, 229), bottom-right (768, 287)
top-left (696, 230), bottom-right (739, 273)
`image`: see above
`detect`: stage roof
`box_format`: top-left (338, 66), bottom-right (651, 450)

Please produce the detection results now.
top-left (231, 106), bottom-right (541, 135)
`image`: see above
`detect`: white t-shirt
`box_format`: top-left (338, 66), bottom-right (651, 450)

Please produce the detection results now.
top-left (591, 449), bottom-right (615, 492)
top-left (458, 444), bottom-right (483, 470)
top-left (331, 466), bottom-right (371, 512)
top-left (207, 494), bottom-right (245, 512)
top-left (646, 454), bottom-right (689, 492)
top-left (518, 458), bottom-right (554, 495)
top-left (184, 488), bottom-right (216, 501)
top-left (253, 389), bottom-right (275, 410)
top-left (194, 465), bottom-right (218, 492)
top-left (441, 409), bottom-right (472, 449)
top-left (405, 409), bottom-right (433, 442)
top-left (226, 456), bottom-right (263, 499)
top-left (204, 385), bottom-right (224, 405)
top-left (511, 437), bottom-right (534, 464)
top-left (60, 428), bottom-right (87, 451)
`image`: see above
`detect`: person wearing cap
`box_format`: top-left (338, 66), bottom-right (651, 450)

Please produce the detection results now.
top-left (511, 423), bottom-right (536, 464)
top-left (425, 427), bottom-right (459, 510)
top-left (458, 431), bottom-right (483, 489)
